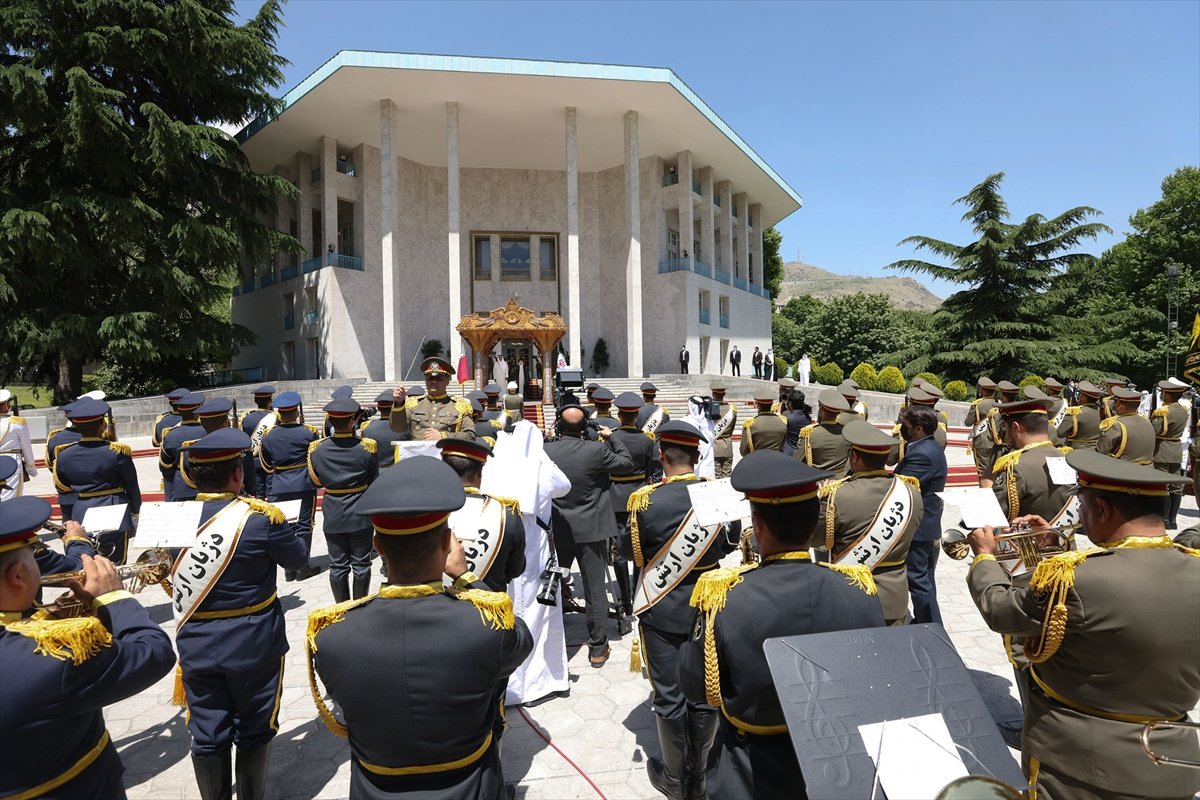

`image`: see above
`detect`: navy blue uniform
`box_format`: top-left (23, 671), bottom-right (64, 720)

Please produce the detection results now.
top-left (360, 416), bottom-right (403, 468)
top-left (308, 433), bottom-right (379, 601)
top-left (460, 490), bottom-right (527, 593)
top-left (152, 411), bottom-right (181, 448)
top-left (176, 495), bottom-right (309, 755)
top-left (259, 421), bottom-right (320, 558)
top-left (44, 425), bottom-right (82, 521)
top-left (0, 592), bottom-right (175, 799)
top-left (241, 409), bottom-right (273, 498)
top-left (895, 434), bottom-right (947, 625)
top-left (159, 420), bottom-right (204, 502)
top-left (53, 438), bottom-right (142, 564)
top-left (34, 533), bottom-right (98, 575)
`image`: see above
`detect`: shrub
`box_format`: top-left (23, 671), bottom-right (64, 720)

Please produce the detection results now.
top-left (774, 356), bottom-right (790, 380)
top-left (944, 380), bottom-right (970, 401)
top-left (1018, 374), bottom-right (1046, 390)
top-left (913, 372), bottom-right (943, 390)
top-left (811, 361), bottom-right (843, 386)
top-left (849, 362), bottom-right (878, 391)
top-left (421, 339), bottom-right (444, 358)
top-left (875, 366), bottom-right (907, 394)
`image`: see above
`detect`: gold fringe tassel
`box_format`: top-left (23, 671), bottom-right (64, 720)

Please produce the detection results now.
top-left (821, 563), bottom-right (878, 595)
top-left (454, 589), bottom-right (516, 630)
top-left (171, 664), bottom-right (188, 707)
top-left (109, 441), bottom-right (132, 457)
top-left (240, 497), bottom-right (287, 525)
top-left (4, 616), bottom-right (112, 665)
top-left (629, 637), bottom-right (642, 673)
top-left (689, 565), bottom-right (755, 614)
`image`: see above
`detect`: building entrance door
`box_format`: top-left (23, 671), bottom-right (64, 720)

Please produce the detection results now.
top-left (501, 340), bottom-right (534, 389)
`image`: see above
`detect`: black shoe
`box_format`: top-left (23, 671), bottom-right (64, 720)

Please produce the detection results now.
top-left (192, 750), bottom-right (233, 800)
top-left (521, 689), bottom-right (570, 708)
top-left (284, 571), bottom-right (296, 582)
top-left (234, 743), bottom-right (271, 800)
top-left (295, 564), bottom-right (321, 581)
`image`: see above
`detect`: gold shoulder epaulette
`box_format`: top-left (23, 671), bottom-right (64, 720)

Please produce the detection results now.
top-left (1024, 548), bottom-right (1103, 663)
top-left (1, 616), bottom-right (113, 665)
top-left (1056, 446), bottom-right (1072, 454)
top-left (47, 427), bottom-right (63, 441)
top-left (453, 588), bottom-right (515, 630)
top-left (890, 423), bottom-right (902, 435)
top-left (690, 564), bottom-right (757, 613)
top-left (627, 482), bottom-right (658, 514)
top-left (1065, 406), bottom-right (1081, 416)
top-left (896, 474), bottom-right (921, 490)
top-left (487, 494), bottom-right (522, 515)
top-left (1099, 416), bottom-right (1119, 432)
top-left (643, 429), bottom-right (656, 440)
top-left (9, 415), bottom-right (26, 425)
top-left (798, 423), bottom-right (815, 438)
top-left (306, 439), bottom-right (323, 486)
top-left (820, 563), bottom-right (878, 595)
top-left (306, 595), bottom-right (376, 737)
top-left (305, 423), bottom-right (322, 436)
top-left (490, 418), bottom-right (505, 430)
top-left (454, 398), bottom-right (473, 417)
top-left (360, 437), bottom-right (377, 455)
top-left (109, 441), bottom-right (132, 457)
top-left (483, 435), bottom-right (496, 447)
top-left (743, 416), bottom-right (757, 430)
top-left (307, 438), bottom-right (322, 454)
top-left (992, 450), bottom-right (1020, 475)
top-left (240, 497), bottom-right (287, 525)
top-left (154, 413), bottom-right (166, 425)
top-left (404, 396), bottom-right (419, 411)
top-left (1152, 407), bottom-right (1169, 418)
top-left (358, 419), bottom-right (370, 431)
top-left (818, 476), bottom-right (847, 499)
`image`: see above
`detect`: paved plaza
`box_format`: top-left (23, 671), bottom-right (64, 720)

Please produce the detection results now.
top-left (23, 437), bottom-right (1199, 799)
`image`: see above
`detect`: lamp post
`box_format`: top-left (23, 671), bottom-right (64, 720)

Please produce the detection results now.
top-left (1166, 262), bottom-right (1181, 379)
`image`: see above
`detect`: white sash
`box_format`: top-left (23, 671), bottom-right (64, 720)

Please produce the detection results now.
top-left (171, 501), bottom-right (253, 627)
top-left (713, 406), bottom-right (736, 439)
top-left (1051, 400), bottom-right (1068, 430)
top-left (448, 494), bottom-right (507, 580)
top-left (641, 406), bottom-right (666, 435)
top-left (973, 418), bottom-right (990, 438)
top-left (833, 477), bottom-right (915, 568)
top-left (250, 412), bottom-right (277, 457)
top-left (632, 509), bottom-right (722, 615)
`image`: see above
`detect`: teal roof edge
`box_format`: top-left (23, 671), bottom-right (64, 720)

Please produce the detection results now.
top-left (237, 50), bottom-right (803, 209)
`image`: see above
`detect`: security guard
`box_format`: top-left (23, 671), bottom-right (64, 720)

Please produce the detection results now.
top-left (966, 377), bottom-right (999, 487)
top-left (241, 384), bottom-right (275, 497)
top-left (1098, 376), bottom-right (1127, 420)
top-left (1096, 386), bottom-right (1155, 464)
top-left (1059, 380), bottom-right (1104, 448)
top-left (309, 397), bottom-right (380, 602)
top-left (45, 400), bottom-right (84, 521)
top-left (259, 391), bottom-right (321, 581)
top-left (159, 392), bottom-right (204, 503)
top-left (437, 438), bottom-right (526, 592)
top-left (627, 421), bottom-right (736, 800)
top-left (390, 357), bottom-right (476, 441)
top-left (679, 452), bottom-right (885, 799)
top-left (0, 496), bottom-right (175, 800)
top-left (794, 389), bottom-right (851, 472)
top-left (53, 398), bottom-right (141, 565)
top-left (152, 386), bottom-right (188, 448)
top-left (818, 420), bottom-right (922, 625)
top-left (609, 391), bottom-right (658, 630)
top-left (1152, 379), bottom-right (1190, 529)
top-left (360, 390), bottom-right (404, 468)
top-left (965, 450), bottom-right (1199, 800)
top-left (174, 429), bottom-right (310, 800)
top-left (637, 382), bottom-right (671, 433)
top-left (307, 456), bottom-right (533, 799)
top-left (740, 386), bottom-right (787, 455)
top-left (710, 382), bottom-right (737, 479)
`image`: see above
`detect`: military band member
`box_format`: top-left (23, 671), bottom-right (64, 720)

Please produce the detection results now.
top-left (307, 456), bottom-right (533, 799)
top-left (323, 384), bottom-right (354, 438)
top-left (740, 386), bottom-right (787, 455)
top-left (53, 398), bottom-right (141, 565)
top-left (982, 380), bottom-right (1021, 468)
top-left (837, 380), bottom-right (869, 420)
top-left (818, 420), bottom-right (922, 625)
top-left (0, 497), bottom-right (175, 800)
top-left (390, 357), bottom-right (476, 441)
top-left (1059, 379), bottom-right (1103, 449)
top-left (966, 377), bottom-right (999, 487)
top-left (174, 429), bottom-right (310, 800)
top-left (1098, 376), bottom-right (1127, 420)
top-left (46, 400), bottom-right (84, 520)
top-left (480, 382), bottom-right (514, 434)
top-left (966, 451), bottom-right (1199, 800)
top-left (609, 391), bottom-right (658, 630)
top-left (152, 386), bottom-right (188, 448)
top-left (158, 392), bottom-right (204, 503)
top-left (637, 382), bottom-right (671, 434)
top-left (177, 397), bottom-right (245, 501)
top-left (588, 387), bottom-right (621, 438)
top-left (794, 389), bottom-right (851, 472)
top-left (361, 390), bottom-right (404, 469)
top-left (309, 398), bottom-right (380, 602)
top-left (259, 391), bottom-right (321, 582)
top-left (1096, 386), bottom-right (1155, 464)
top-left (582, 382), bottom-right (601, 416)
top-left (710, 382), bottom-right (737, 479)
top-left (1043, 377), bottom-right (1068, 445)
top-left (241, 384), bottom-right (275, 497)
top-left (628, 421), bottom-right (736, 800)
top-left (0, 388), bottom-right (37, 501)
top-left (679, 452), bottom-right (885, 799)
top-left (1152, 379), bottom-right (1190, 530)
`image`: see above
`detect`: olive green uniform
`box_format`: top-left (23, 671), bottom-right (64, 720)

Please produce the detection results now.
top-left (817, 470), bottom-right (922, 623)
top-left (1045, 396), bottom-right (1066, 446)
top-left (965, 398), bottom-right (998, 480)
top-left (711, 401), bottom-right (736, 478)
top-left (1058, 400), bottom-right (1102, 448)
top-left (794, 420), bottom-right (849, 473)
top-left (1095, 412), bottom-right (1155, 464)
top-left (388, 395), bottom-right (477, 441)
top-left (739, 411), bottom-right (787, 455)
top-left (1152, 402), bottom-right (1189, 511)
top-left (968, 539), bottom-right (1200, 800)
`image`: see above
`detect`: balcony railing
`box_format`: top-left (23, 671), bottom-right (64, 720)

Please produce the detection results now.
top-left (303, 253), bottom-right (364, 274)
top-left (240, 278), bottom-right (255, 294)
top-left (336, 160), bottom-right (356, 177)
top-left (714, 269), bottom-right (731, 285)
top-left (657, 258), bottom-right (690, 274)
top-left (310, 167), bottom-right (321, 184)
top-left (303, 310), bottom-right (319, 326)
top-left (281, 264), bottom-right (299, 281)
top-left (693, 259), bottom-right (712, 278)
top-left (719, 313), bottom-right (730, 329)
top-left (657, 257), bottom-right (767, 299)
top-left (734, 276), bottom-right (748, 291)
top-left (692, 180), bottom-right (701, 195)
top-left (662, 173), bottom-right (679, 187)
top-left (699, 308), bottom-right (711, 325)
top-left (713, 195), bottom-right (721, 208)
top-left (259, 273), bottom-right (276, 288)
top-left (302, 256), bottom-right (323, 274)
top-left (283, 315), bottom-right (295, 330)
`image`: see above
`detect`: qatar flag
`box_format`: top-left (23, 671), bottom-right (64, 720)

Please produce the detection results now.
top-left (457, 354), bottom-right (470, 384)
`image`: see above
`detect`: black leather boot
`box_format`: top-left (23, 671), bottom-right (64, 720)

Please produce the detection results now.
top-left (647, 715), bottom-right (687, 800)
top-left (1167, 494), bottom-right (1182, 530)
top-left (352, 573), bottom-right (371, 600)
top-left (685, 708), bottom-right (719, 800)
top-left (613, 559), bottom-right (634, 635)
top-left (330, 573), bottom-right (350, 603)
top-left (234, 743), bottom-right (271, 800)
top-left (191, 749), bottom-right (232, 800)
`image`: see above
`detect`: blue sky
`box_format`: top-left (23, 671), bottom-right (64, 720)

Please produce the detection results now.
top-left (242, 0), bottom-right (1200, 298)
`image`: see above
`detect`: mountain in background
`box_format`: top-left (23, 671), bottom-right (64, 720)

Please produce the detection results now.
top-left (776, 261), bottom-right (943, 311)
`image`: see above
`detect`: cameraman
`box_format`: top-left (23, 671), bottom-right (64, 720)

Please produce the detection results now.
top-left (544, 405), bottom-right (634, 667)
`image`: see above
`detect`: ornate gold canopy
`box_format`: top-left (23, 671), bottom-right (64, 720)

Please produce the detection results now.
top-left (457, 298), bottom-right (567, 391)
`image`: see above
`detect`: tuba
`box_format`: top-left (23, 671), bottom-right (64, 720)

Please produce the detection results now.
top-left (37, 548), bottom-right (174, 617)
top-left (942, 523), bottom-right (1077, 567)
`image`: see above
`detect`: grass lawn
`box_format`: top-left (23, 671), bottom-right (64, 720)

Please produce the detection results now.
top-left (8, 385), bottom-right (56, 409)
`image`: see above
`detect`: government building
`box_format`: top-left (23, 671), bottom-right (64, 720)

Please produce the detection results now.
top-left (230, 51), bottom-right (802, 389)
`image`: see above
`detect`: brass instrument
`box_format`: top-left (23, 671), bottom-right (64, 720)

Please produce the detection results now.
top-left (32, 522), bottom-right (116, 559)
top-left (36, 548), bottom-right (174, 617)
top-left (941, 524), bottom-right (1077, 565)
top-left (1141, 720), bottom-right (1200, 768)
top-left (739, 526), bottom-right (760, 565)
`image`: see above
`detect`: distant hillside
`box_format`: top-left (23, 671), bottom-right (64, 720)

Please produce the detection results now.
top-left (776, 261), bottom-right (942, 311)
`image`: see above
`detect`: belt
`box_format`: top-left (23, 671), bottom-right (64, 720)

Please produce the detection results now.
top-left (323, 484), bottom-right (367, 496)
top-left (358, 731), bottom-right (493, 776)
top-left (1154, 436), bottom-right (1181, 442)
top-left (190, 592), bottom-right (278, 621)
top-left (874, 559), bottom-right (906, 573)
top-left (1029, 667), bottom-right (1186, 725)
top-left (610, 474), bottom-right (648, 483)
top-left (720, 704), bottom-right (787, 737)
top-left (274, 463), bottom-right (306, 471)
top-left (0, 729), bottom-right (110, 800)
top-left (0, 449), bottom-right (23, 456)
top-left (78, 487), bottom-right (126, 499)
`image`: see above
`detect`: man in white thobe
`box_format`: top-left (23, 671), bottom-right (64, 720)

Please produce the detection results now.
top-left (798, 353), bottom-right (812, 386)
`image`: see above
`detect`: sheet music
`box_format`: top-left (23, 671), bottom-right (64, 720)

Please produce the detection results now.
top-left (393, 441), bottom-right (441, 461)
top-left (1044, 457), bottom-right (1078, 486)
top-left (858, 713), bottom-right (969, 799)
top-left (133, 501), bottom-right (204, 548)
top-left (273, 499), bottom-right (302, 522)
top-left (687, 479), bottom-right (751, 528)
top-left (936, 488), bottom-right (1009, 528)
top-left (80, 503), bottom-right (128, 533)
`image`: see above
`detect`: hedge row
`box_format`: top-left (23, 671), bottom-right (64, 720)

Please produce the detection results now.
top-left (801, 361), bottom-right (973, 400)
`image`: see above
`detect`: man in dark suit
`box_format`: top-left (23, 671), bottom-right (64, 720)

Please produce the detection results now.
top-left (728, 345), bottom-right (741, 377)
top-left (679, 345), bottom-right (689, 375)
top-left (544, 405), bottom-right (634, 667)
top-left (751, 347), bottom-right (763, 379)
top-left (894, 405), bottom-right (946, 624)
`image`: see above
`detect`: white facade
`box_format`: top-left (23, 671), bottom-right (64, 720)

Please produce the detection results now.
top-left (230, 53), bottom-right (801, 381)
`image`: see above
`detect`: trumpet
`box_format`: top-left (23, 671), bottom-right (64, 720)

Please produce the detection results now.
top-left (37, 548), bottom-right (175, 618)
top-left (32, 522), bottom-right (116, 559)
top-left (941, 523), bottom-right (1078, 565)
top-left (1141, 719), bottom-right (1200, 768)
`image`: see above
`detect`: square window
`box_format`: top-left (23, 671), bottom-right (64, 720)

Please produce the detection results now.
top-left (474, 236), bottom-right (491, 280)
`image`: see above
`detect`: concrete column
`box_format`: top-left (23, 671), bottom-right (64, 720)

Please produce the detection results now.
top-left (717, 180), bottom-right (733, 276)
top-left (678, 151), bottom-right (694, 270)
top-left (565, 107), bottom-right (581, 367)
top-left (699, 167), bottom-right (715, 269)
top-left (735, 192), bottom-right (749, 283)
top-left (319, 136), bottom-right (337, 259)
top-left (446, 102), bottom-right (462, 366)
top-left (273, 167), bottom-right (289, 274)
top-left (624, 110), bottom-right (643, 377)
top-left (295, 152), bottom-right (313, 257)
top-left (380, 100), bottom-right (399, 381)
top-left (750, 203), bottom-right (763, 285)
